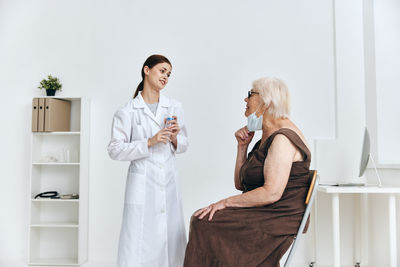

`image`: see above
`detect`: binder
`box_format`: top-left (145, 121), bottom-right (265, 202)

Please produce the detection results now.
top-left (44, 98), bottom-right (71, 132)
top-left (38, 98), bottom-right (45, 132)
top-left (32, 98), bottom-right (39, 132)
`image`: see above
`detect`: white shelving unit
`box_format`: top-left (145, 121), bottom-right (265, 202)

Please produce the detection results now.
top-left (28, 97), bottom-right (90, 266)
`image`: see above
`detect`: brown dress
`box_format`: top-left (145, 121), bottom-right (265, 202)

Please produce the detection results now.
top-left (183, 128), bottom-right (312, 267)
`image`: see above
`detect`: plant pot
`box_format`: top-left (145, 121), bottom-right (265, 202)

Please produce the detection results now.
top-left (46, 89), bottom-right (56, 96)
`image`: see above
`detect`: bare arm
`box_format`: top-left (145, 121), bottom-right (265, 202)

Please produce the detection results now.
top-left (233, 127), bottom-right (254, 190)
top-left (227, 134), bottom-right (296, 207)
top-left (234, 145), bottom-right (248, 190)
top-left (196, 134), bottom-right (298, 221)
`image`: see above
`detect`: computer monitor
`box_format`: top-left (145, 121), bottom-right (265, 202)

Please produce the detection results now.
top-left (358, 127), bottom-right (382, 186)
top-left (358, 127), bottom-right (370, 177)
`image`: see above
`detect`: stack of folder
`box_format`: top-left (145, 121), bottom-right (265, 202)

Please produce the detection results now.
top-left (32, 98), bottom-right (71, 132)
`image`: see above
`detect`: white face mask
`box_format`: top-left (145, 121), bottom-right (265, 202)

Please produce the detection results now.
top-left (247, 105), bottom-right (264, 131)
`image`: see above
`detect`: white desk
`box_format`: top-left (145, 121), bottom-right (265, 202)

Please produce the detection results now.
top-left (318, 185), bottom-right (400, 267)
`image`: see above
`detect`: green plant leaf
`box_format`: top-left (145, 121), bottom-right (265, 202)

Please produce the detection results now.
top-left (38, 74), bottom-right (62, 91)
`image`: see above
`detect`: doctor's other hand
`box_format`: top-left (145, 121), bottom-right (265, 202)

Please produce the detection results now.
top-left (235, 126), bottom-right (254, 147)
top-left (194, 199), bottom-right (228, 221)
top-left (148, 128), bottom-right (172, 147)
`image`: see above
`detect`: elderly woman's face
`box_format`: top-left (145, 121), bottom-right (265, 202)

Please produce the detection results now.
top-left (244, 88), bottom-right (264, 117)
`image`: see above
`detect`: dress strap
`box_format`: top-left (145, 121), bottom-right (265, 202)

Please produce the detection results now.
top-left (263, 128), bottom-right (311, 162)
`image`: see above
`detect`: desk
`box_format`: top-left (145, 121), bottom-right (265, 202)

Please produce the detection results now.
top-left (318, 186), bottom-right (400, 267)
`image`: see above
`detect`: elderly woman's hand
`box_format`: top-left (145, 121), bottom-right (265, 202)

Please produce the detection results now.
top-left (235, 126), bottom-right (254, 147)
top-left (194, 199), bottom-right (228, 221)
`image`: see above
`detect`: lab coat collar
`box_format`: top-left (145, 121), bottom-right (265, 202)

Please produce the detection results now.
top-left (132, 92), bottom-right (145, 108)
top-left (132, 91), bottom-right (171, 108)
top-left (132, 91), bottom-right (171, 128)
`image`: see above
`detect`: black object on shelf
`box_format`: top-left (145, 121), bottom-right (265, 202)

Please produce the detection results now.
top-left (34, 191), bottom-right (60, 199)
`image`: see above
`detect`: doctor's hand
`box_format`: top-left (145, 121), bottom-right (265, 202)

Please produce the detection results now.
top-left (194, 199), bottom-right (228, 221)
top-left (148, 128), bottom-right (172, 147)
top-left (235, 126), bottom-right (254, 147)
top-left (165, 116), bottom-right (180, 137)
top-left (165, 116), bottom-right (180, 146)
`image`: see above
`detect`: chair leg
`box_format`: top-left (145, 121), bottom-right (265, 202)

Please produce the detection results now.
top-left (309, 261), bottom-right (316, 267)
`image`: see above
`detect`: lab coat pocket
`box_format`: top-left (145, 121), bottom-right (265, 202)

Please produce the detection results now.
top-left (130, 124), bottom-right (145, 141)
top-left (125, 172), bottom-right (146, 205)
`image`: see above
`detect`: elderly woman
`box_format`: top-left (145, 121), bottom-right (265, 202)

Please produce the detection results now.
top-left (183, 77), bottom-right (312, 267)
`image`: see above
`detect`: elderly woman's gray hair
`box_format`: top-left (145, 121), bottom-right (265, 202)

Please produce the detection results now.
top-left (252, 77), bottom-right (291, 119)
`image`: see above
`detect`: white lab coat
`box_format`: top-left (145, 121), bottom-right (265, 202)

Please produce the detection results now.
top-left (107, 92), bottom-right (188, 267)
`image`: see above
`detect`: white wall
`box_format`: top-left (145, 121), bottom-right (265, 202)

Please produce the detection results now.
top-left (0, 0), bottom-right (398, 266)
top-left (373, 0), bottom-right (400, 164)
top-left (314, 0), bottom-right (400, 266)
top-left (315, 0), bottom-right (367, 185)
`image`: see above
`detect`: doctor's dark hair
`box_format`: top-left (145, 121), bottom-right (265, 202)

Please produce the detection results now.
top-left (133, 54), bottom-right (172, 98)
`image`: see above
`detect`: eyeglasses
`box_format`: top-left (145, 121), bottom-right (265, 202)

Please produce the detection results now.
top-left (247, 91), bottom-right (259, 98)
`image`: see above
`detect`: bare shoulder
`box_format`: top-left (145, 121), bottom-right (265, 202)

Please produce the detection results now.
top-left (268, 127), bottom-right (311, 162)
top-left (269, 134), bottom-right (297, 154)
top-left (265, 134), bottom-right (297, 169)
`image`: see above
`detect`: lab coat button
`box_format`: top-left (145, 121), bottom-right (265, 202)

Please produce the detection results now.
top-left (161, 209), bottom-right (165, 213)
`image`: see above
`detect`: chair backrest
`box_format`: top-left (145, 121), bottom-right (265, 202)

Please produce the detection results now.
top-left (305, 170), bottom-right (318, 205)
top-left (283, 170), bottom-right (319, 267)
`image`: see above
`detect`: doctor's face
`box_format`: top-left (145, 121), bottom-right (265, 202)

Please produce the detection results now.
top-left (244, 89), bottom-right (264, 117)
top-left (144, 62), bottom-right (172, 90)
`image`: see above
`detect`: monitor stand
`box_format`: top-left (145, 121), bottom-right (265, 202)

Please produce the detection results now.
top-left (335, 153), bottom-right (382, 187)
top-left (369, 152), bottom-right (382, 187)
top-left (336, 182), bottom-right (366, 187)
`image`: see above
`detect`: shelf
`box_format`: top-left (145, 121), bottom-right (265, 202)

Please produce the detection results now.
top-left (29, 227), bottom-right (79, 265)
top-left (31, 201), bottom-right (79, 225)
top-left (32, 199), bottom-right (79, 202)
top-left (33, 132), bottom-right (80, 135)
top-left (29, 97), bottom-right (89, 266)
top-left (32, 162), bottom-right (80, 166)
top-left (31, 222), bottom-right (79, 228)
top-left (28, 258), bottom-right (79, 266)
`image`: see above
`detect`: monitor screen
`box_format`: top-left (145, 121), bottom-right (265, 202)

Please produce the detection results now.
top-left (358, 127), bottom-right (370, 177)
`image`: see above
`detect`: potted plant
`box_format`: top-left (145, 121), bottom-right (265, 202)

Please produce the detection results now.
top-left (38, 75), bottom-right (62, 96)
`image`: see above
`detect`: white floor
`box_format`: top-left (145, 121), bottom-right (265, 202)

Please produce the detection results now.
top-left (0, 261), bottom-right (114, 267)
top-left (1, 260), bottom-right (381, 267)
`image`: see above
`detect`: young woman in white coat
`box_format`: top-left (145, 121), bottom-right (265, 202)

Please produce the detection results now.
top-left (108, 55), bottom-right (189, 267)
